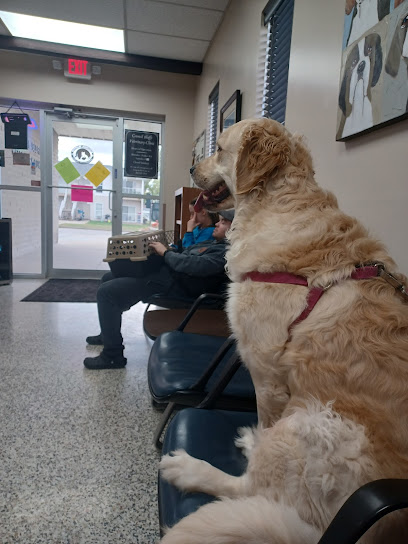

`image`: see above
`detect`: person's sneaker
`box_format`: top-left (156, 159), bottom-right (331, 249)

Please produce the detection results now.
top-left (86, 334), bottom-right (103, 345)
top-left (83, 352), bottom-right (127, 370)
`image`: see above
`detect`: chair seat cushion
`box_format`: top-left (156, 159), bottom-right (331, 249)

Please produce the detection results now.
top-left (146, 294), bottom-right (225, 310)
top-left (148, 331), bottom-right (255, 401)
top-left (143, 309), bottom-right (230, 339)
top-left (158, 408), bottom-right (258, 530)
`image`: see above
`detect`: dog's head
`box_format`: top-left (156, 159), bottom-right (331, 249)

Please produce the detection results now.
top-left (385, 12), bottom-right (408, 77)
top-left (191, 118), bottom-right (313, 211)
top-left (339, 33), bottom-right (383, 116)
top-left (346, 0), bottom-right (390, 19)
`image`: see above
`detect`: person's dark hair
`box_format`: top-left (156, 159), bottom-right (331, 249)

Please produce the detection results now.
top-left (190, 197), bottom-right (218, 226)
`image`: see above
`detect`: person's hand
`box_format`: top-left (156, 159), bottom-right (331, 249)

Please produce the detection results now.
top-left (187, 212), bottom-right (199, 232)
top-left (149, 241), bottom-right (167, 256)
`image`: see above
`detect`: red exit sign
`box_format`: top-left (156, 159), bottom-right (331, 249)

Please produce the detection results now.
top-left (64, 58), bottom-right (92, 80)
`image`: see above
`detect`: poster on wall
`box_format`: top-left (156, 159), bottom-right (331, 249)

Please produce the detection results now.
top-left (71, 185), bottom-right (94, 203)
top-left (125, 130), bottom-right (159, 178)
top-left (220, 90), bottom-right (242, 133)
top-left (54, 157), bottom-right (80, 184)
top-left (1, 113), bottom-right (31, 149)
top-left (337, 0), bottom-right (408, 141)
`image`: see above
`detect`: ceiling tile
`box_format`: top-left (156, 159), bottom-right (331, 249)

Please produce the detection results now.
top-left (0, 0), bottom-right (125, 29)
top-left (125, 0), bottom-right (223, 40)
top-left (0, 0), bottom-right (230, 64)
top-left (126, 29), bottom-right (209, 62)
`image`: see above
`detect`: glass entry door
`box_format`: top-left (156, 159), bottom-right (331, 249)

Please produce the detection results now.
top-left (44, 113), bottom-right (123, 277)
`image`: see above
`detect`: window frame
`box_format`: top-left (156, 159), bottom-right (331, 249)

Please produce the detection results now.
top-left (259, 0), bottom-right (295, 124)
top-left (207, 82), bottom-right (219, 156)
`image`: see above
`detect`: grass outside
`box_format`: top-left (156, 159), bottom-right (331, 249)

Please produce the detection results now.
top-left (59, 221), bottom-right (151, 231)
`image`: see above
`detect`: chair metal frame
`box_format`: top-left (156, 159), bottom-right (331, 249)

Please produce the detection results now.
top-left (148, 292), bottom-right (256, 448)
top-left (143, 292), bottom-right (226, 340)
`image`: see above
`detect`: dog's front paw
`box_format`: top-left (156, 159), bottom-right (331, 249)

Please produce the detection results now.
top-left (234, 426), bottom-right (257, 459)
top-left (159, 450), bottom-right (208, 492)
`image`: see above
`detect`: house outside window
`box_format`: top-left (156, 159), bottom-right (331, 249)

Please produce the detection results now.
top-left (95, 202), bottom-right (103, 220)
top-left (123, 179), bottom-right (139, 194)
top-left (123, 205), bottom-right (136, 222)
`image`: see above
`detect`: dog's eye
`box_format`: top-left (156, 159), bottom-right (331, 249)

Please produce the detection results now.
top-left (366, 45), bottom-right (372, 55)
top-left (217, 146), bottom-right (222, 153)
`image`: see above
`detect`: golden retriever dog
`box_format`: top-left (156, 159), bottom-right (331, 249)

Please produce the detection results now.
top-left (159, 118), bottom-right (408, 543)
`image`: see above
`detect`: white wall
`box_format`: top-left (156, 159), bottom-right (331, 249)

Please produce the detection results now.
top-left (2, 0), bottom-right (408, 274)
top-left (0, 109), bottom-right (42, 272)
top-left (193, 0), bottom-right (265, 139)
top-left (193, 0), bottom-right (408, 274)
top-left (285, 0), bottom-right (408, 273)
top-left (0, 49), bottom-right (198, 231)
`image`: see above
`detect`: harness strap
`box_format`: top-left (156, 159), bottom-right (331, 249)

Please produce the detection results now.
top-left (242, 265), bottom-right (382, 332)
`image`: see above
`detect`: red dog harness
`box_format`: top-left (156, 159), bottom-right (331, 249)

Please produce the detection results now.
top-left (243, 263), bottom-right (408, 332)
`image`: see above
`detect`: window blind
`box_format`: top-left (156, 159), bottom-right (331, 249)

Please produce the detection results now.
top-left (261, 0), bottom-right (294, 124)
top-left (207, 82), bottom-right (219, 156)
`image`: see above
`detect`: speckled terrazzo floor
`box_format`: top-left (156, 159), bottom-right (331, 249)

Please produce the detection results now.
top-left (0, 280), bottom-right (162, 544)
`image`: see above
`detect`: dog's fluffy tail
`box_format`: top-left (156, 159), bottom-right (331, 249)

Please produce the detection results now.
top-left (160, 496), bottom-right (321, 544)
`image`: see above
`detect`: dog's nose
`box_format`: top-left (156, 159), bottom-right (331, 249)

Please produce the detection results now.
top-left (190, 166), bottom-right (195, 175)
top-left (357, 60), bottom-right (366, 74)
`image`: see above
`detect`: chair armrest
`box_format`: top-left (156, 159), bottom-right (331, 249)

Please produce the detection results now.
top-left (145, 293), bottom-right (195, 310)
top-left (176, 293), bottom-right (226, 331)
top-left (196, 352), bottom-right (242, 409)
top-left (188, 336), bottom-right (235, 391)
top-left (318, 479), bottom-right (408, 544)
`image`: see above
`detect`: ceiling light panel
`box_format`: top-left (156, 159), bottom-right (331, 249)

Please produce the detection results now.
top-left (0, 0), bottom-right (124, 28)
top-left (0, 10), bottom-right (125, 52)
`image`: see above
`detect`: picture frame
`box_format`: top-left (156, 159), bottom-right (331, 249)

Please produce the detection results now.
top-left (336, 0), bottom-right (408, 141)
top-left (191, 129), bottom-right (206, 186)
top-left (192, 129), bottom-right (206, 167)
top-left (220, 90), bottom-right (242, 133)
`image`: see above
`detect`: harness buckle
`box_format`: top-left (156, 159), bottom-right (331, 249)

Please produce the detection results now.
top-left (378, 266), bottom-right (408, 302)
top-left (357, 262), bottom-right (408, 301)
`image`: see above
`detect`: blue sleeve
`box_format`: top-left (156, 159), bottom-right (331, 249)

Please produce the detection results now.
top-left (182, 226), bottom-right (215, 248)
top-left (194, 227), bottom-right (215, 244)
top-left (182, 231), bottom-right (195, 248)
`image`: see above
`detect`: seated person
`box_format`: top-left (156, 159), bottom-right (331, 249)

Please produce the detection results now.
top-left (83, 209), bottom-right (234, 370)
top-left (181, 198), bottom-right (218, 248)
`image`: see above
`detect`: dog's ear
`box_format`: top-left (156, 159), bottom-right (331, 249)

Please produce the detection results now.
top-left (235, 122), bottom-right (291, 195)
top-left (338, 70), bottom-right (348, 116)
top-left (370, 33), bottom-right (383, 87)
top-left (378, 0), bottom-right (390, 20)
top-left (385, 21), bottom-right (406, 77)
top-left (345, 0), bottom-right (355, 15)
top-left (339, 44), bottom-right (358, 115)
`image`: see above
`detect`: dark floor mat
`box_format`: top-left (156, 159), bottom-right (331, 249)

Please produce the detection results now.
top-left (21, 279), bottom-right (100, 302)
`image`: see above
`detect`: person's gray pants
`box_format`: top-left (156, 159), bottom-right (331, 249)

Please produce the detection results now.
top-left (97, 267), bottom-right (175, 358)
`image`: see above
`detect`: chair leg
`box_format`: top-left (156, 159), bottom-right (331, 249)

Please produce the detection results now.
top-left (143, 303), bottom-right (159, 341)
top-left (153, 401), bottom-right (177, 450)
